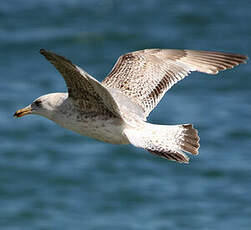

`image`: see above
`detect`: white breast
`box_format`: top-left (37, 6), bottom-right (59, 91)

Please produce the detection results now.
top-left (52, 114), bottom-right (130, 145)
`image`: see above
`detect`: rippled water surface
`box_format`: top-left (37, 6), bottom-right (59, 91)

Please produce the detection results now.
top-left (1, 1), bottom-right (251, 229)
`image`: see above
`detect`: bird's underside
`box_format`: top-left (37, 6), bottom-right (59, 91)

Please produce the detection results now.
top-left (34, 49), bottom-right (248, 163)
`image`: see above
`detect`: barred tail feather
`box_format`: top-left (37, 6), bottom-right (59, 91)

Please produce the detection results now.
top-left (125, 123), bottom-right (200, 163)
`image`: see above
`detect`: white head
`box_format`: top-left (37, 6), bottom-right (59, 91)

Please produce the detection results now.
top-left (14, 93), bottom-right (67, 120)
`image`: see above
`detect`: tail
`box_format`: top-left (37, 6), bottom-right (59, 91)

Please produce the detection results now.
top-left (124, 123), bottom-right (200, 163)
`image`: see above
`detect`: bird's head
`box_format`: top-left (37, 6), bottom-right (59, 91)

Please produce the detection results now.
top-left (14, 93), bottom-right (67, 119)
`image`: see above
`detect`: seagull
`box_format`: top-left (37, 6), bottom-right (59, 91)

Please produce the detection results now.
top-left (14, 49), bottom-right (247, 163)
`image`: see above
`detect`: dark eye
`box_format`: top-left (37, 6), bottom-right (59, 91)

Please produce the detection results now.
top-left (34, 100), bottom-right (42, 106)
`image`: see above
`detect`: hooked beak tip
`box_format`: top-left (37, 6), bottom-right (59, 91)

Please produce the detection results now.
top-left (13, 106), bottom-right (32, 118)
top-left (13, 111), bottom-right (19, 117)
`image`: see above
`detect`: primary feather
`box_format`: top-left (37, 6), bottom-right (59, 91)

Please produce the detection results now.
top-left (103, 49), bottom-right (247, 118)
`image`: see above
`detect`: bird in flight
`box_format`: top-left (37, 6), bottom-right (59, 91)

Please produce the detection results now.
top-left (14, 49), bottom-right (247, 163)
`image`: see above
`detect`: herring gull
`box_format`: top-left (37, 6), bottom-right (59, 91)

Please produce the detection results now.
top-left (14, 49), bottom-right (247, 163)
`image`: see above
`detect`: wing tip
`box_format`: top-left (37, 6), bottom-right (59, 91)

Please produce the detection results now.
top-left (39, 48), bottom-right (52, 59)
top-left (39, 48), bottom-right (47, 55)
top-left (39, 49), bottom-right (73, 66)
top-left (241, 54), bottom-right (249, 64)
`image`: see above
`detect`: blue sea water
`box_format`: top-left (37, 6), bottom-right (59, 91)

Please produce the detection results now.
top-left (1, 0), bottom-right (251, 229)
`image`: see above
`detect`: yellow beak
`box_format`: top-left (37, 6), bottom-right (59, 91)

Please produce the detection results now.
top-left (13, 105), bottom-right (32, 118)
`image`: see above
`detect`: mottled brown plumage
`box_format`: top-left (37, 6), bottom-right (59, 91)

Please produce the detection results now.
top-left (103, 49), bottom-right (247, 118)
top-left (40, 49), bottom-right (121, 117)
top-left (15, 48), bottom-right (247, 163)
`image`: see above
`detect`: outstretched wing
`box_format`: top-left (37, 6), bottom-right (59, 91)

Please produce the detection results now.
top-left (40, 49), bottom-right (121, 117)
top-left (102, 49), bottom-right (247, 118)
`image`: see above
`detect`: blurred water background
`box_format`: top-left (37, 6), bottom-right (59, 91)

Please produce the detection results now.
top-left (1, 0), bottom-right (251, 229)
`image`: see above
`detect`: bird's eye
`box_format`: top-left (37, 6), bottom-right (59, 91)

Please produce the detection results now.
top-left (34, 100), bottom-right (42, 106)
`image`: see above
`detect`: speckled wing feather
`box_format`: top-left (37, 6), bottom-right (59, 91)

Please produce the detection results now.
top-left (102, 49), bottom-right (247, 118)
top-left (40, 49), bottom-right (121, 117)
